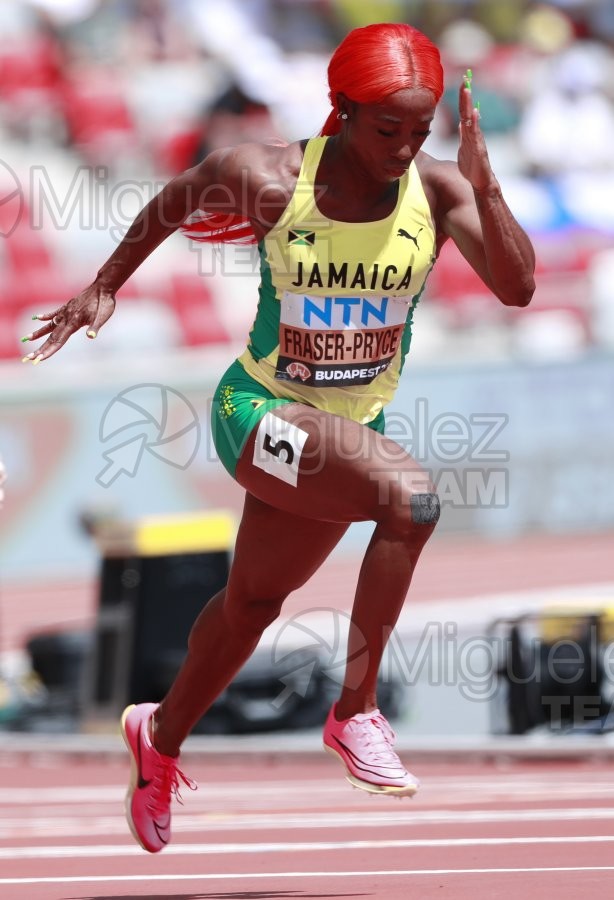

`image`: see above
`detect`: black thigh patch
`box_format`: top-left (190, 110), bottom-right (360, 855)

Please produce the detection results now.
top-left (410, 492), bottom-right (441, 525)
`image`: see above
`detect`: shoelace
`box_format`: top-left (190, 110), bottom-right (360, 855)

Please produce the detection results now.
top-left (373, 711), bottom-right (396, 745)
top-left (350, 714), bottom-right (401, 764)
top-left (147, 757), bottom-right (197, 817)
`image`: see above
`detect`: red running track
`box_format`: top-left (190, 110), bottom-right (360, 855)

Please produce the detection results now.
top-left (3, 753), bottom-right (614, 899)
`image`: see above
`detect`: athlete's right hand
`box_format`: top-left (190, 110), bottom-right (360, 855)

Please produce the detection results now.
top-left (21, 282), bottom-right (116, 364)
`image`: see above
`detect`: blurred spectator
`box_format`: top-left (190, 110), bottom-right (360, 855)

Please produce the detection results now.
top-left (190, 78), bottom-right (279, 165)
top-left (438, 19), bottom-right (522, 139)
top-left (518, 42), bottom-right (614, 175)
top-left (520, 2), bottom-right (574, 56)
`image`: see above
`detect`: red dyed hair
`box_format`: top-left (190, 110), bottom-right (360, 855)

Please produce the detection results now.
top-left (184, 23), bottom-right (443, 244)
top-left (322, 23), bottom-right (443, 136)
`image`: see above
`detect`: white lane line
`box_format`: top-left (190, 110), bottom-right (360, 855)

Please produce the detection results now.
top-left (5, 867), bottom-right (614, 885)
top-left (2, 834), bottom-right (614, 859)
top-left (6, 806), bottom-right (614, 839)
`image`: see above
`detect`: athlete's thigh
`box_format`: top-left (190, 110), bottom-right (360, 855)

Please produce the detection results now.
top-left (235, 403), bottom-right (432, 524)
top-left (227, 490), bottom-right (349, 598)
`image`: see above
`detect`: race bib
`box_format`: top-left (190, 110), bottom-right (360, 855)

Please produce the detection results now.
top-left (275, 291), bottom-right (411, 387)
top-left (252, 411), bottom-right (308, 487)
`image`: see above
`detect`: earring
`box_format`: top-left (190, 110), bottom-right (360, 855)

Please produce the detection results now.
top-left (337, 111), bottom-right (348, 120)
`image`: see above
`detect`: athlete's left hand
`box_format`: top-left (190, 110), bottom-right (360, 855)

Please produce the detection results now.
top-left (457, 73), bottom-right (495, 192)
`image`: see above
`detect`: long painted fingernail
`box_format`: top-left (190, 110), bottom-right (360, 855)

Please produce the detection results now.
top-left (22, 354), bottom-right (35, 362)
top-left (21, 334), bottom-right (32, 343)
top-left (476, 100), bottom-right (481, 115)
top-left (464, 68), bottom-right (473, 89)
top-left (32, 355), bottom-right (43, 366)
top-left (87, 330), bottom-right (97, 339)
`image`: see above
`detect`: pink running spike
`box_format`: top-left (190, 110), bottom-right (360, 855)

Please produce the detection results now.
top-left (121, 703), bottom-right (196, 853)
top-left (323, 703), bottom-right (420, 796)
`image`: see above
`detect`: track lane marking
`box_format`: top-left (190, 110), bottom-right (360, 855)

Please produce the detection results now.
top-left (3, 834), bottom-right (614, 859)
top-left (5, 867), bottom-right (614, 885)
top-left (7, 805), bottom-right (614, 839)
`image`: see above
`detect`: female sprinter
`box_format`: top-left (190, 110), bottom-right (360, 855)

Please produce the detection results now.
top-left (22, 23), bottom-right (535, 853)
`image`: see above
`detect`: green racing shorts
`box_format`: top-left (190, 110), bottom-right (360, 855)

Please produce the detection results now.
top-left (210, 358), bottom-right (386, 479)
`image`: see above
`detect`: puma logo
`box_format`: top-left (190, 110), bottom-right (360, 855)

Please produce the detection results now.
top-left (397, 227), bottom-right (423, 249)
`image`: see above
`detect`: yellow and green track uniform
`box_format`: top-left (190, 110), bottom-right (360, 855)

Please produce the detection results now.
top-left (212, 136), bottom-right (436, 476)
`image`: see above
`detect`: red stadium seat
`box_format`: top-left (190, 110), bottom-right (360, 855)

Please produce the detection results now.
top-left (60, 69), bottom-right (137, 162)
top-left (0, 36), bottom-right (62, 99)
top-left (169, 273), bottom-right (229, 346)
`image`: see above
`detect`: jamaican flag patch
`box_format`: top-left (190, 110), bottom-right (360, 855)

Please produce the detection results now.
top-left (288, 229), bottom-right (315, 246)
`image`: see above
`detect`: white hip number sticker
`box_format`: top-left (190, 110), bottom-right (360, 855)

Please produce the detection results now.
top-left (253, 412), bottom-right (309, 487)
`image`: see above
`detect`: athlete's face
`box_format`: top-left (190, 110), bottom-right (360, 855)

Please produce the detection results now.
top-left (342, 88), bottom-right (436, 181)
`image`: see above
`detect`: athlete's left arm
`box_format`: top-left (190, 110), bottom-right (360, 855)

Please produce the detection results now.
top-left (430, 80), bottom-right (535, 308)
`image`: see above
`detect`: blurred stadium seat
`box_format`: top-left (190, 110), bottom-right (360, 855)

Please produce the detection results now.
top-left (1, 0), bottom-right (614, 360)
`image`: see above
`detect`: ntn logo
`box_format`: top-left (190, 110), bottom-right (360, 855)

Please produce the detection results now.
top-left (301, 295), bottom-right (408, 329)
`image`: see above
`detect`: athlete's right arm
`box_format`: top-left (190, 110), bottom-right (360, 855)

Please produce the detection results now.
top-left (22, 145), bottom-right (279, 363)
